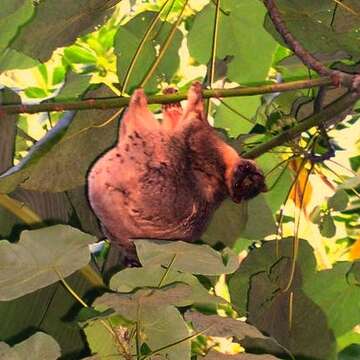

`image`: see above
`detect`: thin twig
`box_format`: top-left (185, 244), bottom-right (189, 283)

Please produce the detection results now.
top-left (0, 77), bottom-right (333, 115)
top-left (263, 0), bottom-right (360, 91)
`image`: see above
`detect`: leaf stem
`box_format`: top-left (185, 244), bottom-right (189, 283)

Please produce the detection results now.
top-left (158, 254), bottom-right (177, 288)
top-left (55, 268), bottom-right (89, 307)
top-left (0, 193), bottom-right (42, 225)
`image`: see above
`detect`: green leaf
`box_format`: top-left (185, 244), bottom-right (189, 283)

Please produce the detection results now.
top-left (135, 240), bottom-right (239, 275)
top-left (94, 285), bottom-right (191, 359)
top-left (188, 0), bottom-right (277, 84)
top-left (0, 85), bottom-right (119, 193)
top-left (83, 319), bottom-right (122, 359)
top-left (0, 224), bottom-right (94, 300)
top-left (247, 266), bottom-right (336, 360)
top-left (228, 238), bottom-right (316, 315)
top-left (0, 0), bottom-right (34, 60)
top-left (319, 213), bottom-right (336, 238)
top-left (109, 265), bottom-right (224, 306)
top-left (185, 310), bottom-right (285, 355)
top-left (201, 199), bottom-right (248, 247)
top-left (95, 283), bottom-right (195, 313)
top-left (255, 154), bottom-right (293, 214)
top-left (339, 175), bottom-right (360, 190)
top-left (0, 332), bottom-right (61, 360)
top-left (240, 195), bottom-right (277, 240)
top-left (63, 45), bottom-right (97, 65)
top-left (337, 329), bottom-right (360, 352)
top-left (310, 205), bottom-right (322, 224)
top-left (0, 206), bottom-right (19, 239)
top-left (339, 344), bottom-right (360, 360)
top-left (303, 262), bottom-right (360, 337)
top-left (328, 190), bottom-right (349, 211)
top-left (55, 71), bottom-right (92, 101)
top-left (10, 0), bottom-right (120, 62)
top-left (264, 0), bottom-right (360, 60)
top-left (24, 87), bottom-right (49, 99)
top-left (203, 352), bottom-right (281, 359)
top-left (115, 11), bottom-right (183, 93)
top-left (214, 97), bottom-right (259, 137)
top-left (0, 266), bottom-right (100, 357)
top-left (0, 49), bottom-right (39, 72)
top-left (187, 312), bottom-right (286, 358)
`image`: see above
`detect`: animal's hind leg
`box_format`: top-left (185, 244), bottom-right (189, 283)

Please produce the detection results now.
top-left (161, 88), bottom-right (183, 132)
top-left (181, 82), bottom-right (206, 125)
top-left (119, 89), bottom-right (160, 142)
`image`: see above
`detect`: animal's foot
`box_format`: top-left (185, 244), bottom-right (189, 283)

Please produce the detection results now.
top-left (162, 88), bottom-right (183, 131)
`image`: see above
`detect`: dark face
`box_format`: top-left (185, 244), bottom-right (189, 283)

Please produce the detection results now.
top-left (230, 160), bottom-right (267, 203)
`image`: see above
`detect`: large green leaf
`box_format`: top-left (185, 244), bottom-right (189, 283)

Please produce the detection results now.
top-left (214, 97), bottom-right (260, 137)
top-left (0, 49), bottom-right (39, 73)
top-left (247, 259), bottom-right (336, 360)
top-left (0, 332), bottom-right (61, 360)
top-left (188, 0), bottom-right (277, 84)
top-left (135, 240), bottom-right (239, 275)
top-left (0, 224), bottom-right (94, 300)
top-left (0, 271), bottom-right (96, 358)
top-left (115, 11), bottom-right (183, 93)
top-left (109, 265), bottom-right (224, 306)
top-left (96, 283), bottom-right (194, 312)
top-left (202, 195), bottom-right (276, 249)
top-left (55, 71), bottom-right (92, 101)
top-left (11, 0), bottom-right (120, 62)
top-left (239, 195), bottom-right (277, 239)
top-left (0, 86), bottom-right (119, 193)
top-left (185, 310), bottom-right (277, 343)
top-left (201, 199), bottom-right (248, 248)
top-left (303, 261), bottom-right (360, 337)
top-left (255, 154), bottom-right (292, 214)
top-left (83, 319), bottom-right (122, 359)
top-left (0, 0), bottom-right (33, 61)
top-left (264, 0), bottom-right (360, 60)
top-left (228, 238), bottom-right (316, 315)
top-left (94, 284), bottom-right (191, 359)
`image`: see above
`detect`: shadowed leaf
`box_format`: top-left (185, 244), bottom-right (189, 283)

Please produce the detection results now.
top-left (135, 240), bottom-right (239, 275)
top-left (0, 332), bottom-right (61, 360)
top-left (11, 0), bottom-right (120, 62)
top-left (0, 224), bottom-right (94, 300)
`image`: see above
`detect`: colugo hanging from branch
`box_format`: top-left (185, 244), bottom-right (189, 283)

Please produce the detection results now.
top-left (87, 82), bottom-right (266, 262)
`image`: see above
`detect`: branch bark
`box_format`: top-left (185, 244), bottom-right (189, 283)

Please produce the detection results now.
top-left (0, 77), bottom-right (332, 115)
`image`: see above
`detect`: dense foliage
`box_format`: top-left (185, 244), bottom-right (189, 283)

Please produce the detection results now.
top-left (0, 1), bottom-right (359, 359)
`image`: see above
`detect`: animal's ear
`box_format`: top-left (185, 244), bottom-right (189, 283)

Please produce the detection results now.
top-left (181, 82), bottom-right (206, 125)
top-left (161, 88), bottom-right (183, 132)
top-left (119, 88), bottom-right (159, 142)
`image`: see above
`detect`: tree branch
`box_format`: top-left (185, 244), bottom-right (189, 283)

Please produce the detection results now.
top-left (0, 77), bottom-right (333, 115)
top-left (263, 0), bottom-right (360, 91)
top-left (243, 91), bottom-right (358, 159)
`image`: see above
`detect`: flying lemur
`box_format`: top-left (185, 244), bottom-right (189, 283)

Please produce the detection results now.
top-left (87, 82), bottom-right (266, 261)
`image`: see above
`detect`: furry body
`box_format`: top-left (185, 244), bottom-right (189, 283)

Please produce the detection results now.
top-left (88, 83), bottom-right (266, 256)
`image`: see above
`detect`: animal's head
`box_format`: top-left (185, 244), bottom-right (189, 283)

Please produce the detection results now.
top-left (226, 159), bottom-right (267, 203)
